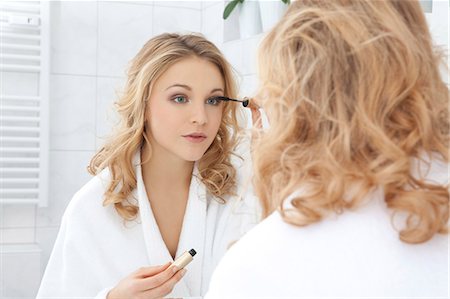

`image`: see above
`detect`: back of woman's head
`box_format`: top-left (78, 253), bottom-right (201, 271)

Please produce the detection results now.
top-left (89, 33), bottom-right (240, 221)
top-left (254, 0), bottom-right (449, 243)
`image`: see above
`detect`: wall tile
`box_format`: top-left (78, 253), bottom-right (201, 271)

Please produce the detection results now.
top-left (241, 34), bottom-right (263, 75)
top-left (0, 245), bottom-right (41, 298)
top-left (222, 39), bottom-right (243, 75)
top-left (35, 227), bottom-right (59, 275)
top-left (36, 150), bottom-right (94, 228)
top-left (154, 1), bottom-right (201, 10)
top-left (50, 1), bottom-right (97, 76)
top-left (96, 77), bottom-right (125, 149)
top-left (49, 75), bottom-right (96, 151)
top-left (202, 2), bottom-right (224, 46)
top-left (0, 228), bottom-right (35, 244)
top-left (153, 6), bottom-right (201, 36)
top-left (240, 74), bottom-right (258, 98)
top-left (0, 205), bottom-right (36, 229)
top-left (203, 1), bottom-right (221, 9)
top-left (115, 1), bottom-right (154, 5)
top-left (97, 2), bottom-right (153, 77)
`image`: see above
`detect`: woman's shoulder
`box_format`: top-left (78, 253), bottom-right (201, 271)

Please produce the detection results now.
top-left (63, 168), bottom-right (114, 221)
top-left (209, 203), bottom-right (448, 296)
top-left (205, 212), bottom-right (283, 296)
top-left (215, 212), bottom-right (284, 264)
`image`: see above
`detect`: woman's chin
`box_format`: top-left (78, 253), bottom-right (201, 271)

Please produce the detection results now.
top-left (180, 152), bottom-right (205, 163)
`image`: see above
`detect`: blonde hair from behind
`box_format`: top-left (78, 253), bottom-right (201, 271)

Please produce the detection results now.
top-left (253, 0), bottom-right (449, 244)
top-left (89, 33), bottom-right (241, 221)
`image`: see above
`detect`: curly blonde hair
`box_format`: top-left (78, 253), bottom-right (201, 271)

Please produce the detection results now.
top-left (253, 0), bottom-right (449, 244)
top-left (89, 33), bottom-right (241, 220)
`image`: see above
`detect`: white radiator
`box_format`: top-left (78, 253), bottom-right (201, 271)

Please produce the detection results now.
top-left (0, 1), bottom-right (49, 206)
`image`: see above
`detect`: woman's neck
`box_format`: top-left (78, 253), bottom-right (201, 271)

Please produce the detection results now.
top-left (140, 140), bottom-right (194, 260)
top-left (140, 141), bottom-right (194, 192)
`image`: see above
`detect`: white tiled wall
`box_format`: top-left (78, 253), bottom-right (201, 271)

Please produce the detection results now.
top-left (98, 2), bottom-right (154, 76)
top-left (0, 245), bottom-right (41, 298)
top-left (50, 1), bottom-right (97, 76)
top-left (153, 6), bottom-right (201, 36)
top-left (96, 77), bottom-right (124, 147)
top-left (49, 75), bottom-right (97, 151)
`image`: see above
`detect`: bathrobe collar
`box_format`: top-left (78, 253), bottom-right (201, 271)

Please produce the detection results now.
top-left (133, 151), bottom-right (207, 296)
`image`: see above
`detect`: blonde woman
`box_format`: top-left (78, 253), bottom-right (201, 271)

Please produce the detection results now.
top-left (37, 33), bottom-right (259, 299)
top-left (206, 0), bottom-right (449, 297)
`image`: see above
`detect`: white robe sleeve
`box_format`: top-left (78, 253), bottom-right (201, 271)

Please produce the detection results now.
top-left (36, 187), bottom-right (115, 299)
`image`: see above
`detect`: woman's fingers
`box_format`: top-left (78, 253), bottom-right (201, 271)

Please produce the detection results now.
top-left (108, 263), bottom-right (184, 299)
top-left (144, 269), bottom-right (187, 298)
top-left (250, 107), bottom-right (262, 129)
top-left (134, 262), bottom-right (171, 278)
top-left (245, 98), bottom-right (263, 129)
top-left (246, 98), bottom-right (260, 110)
top-left (139, 264), bottom-right (181, 290)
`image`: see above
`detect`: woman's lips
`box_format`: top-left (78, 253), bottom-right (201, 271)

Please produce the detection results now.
top-left (183, 134), bottom-right (207, 143)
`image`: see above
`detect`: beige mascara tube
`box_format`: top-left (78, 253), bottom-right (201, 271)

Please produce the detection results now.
top-left (172, 249), bottom-right (197, 269)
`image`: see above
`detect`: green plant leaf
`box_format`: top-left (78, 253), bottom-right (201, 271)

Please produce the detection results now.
top-left (223, 0), bottom-right (240, 20)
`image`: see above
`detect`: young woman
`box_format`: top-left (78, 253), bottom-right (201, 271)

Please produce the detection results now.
top-left (37, 33), bottom-right (259, 299)
top-left (206, 0), bottom-right (449, 297)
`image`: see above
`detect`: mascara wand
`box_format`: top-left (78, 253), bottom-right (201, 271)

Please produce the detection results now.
top-left (212, 96), bottom-right (250, 107)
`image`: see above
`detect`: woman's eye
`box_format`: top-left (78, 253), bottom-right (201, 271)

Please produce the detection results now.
top-left (206, 97), bottom-right (220, 106)
top-left (172, 96), bottom-right (188, 104)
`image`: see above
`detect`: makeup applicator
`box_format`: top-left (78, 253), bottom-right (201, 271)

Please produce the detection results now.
top-left (211, 96), bottom-right (250, 107)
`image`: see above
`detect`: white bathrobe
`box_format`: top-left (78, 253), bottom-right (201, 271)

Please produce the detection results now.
top-left (205, 158), bottom-right (449, 298)
top-left (37, 150), bottom-right (260, 299)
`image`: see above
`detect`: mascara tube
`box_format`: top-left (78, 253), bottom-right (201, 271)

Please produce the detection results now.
top-left (172, 248), bottom-right (197, 269)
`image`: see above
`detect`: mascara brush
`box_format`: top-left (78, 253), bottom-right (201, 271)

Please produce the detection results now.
top-left (211, 96), bottom-right (250, 107)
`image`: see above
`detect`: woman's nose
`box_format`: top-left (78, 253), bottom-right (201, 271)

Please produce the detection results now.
top-left (190, 104), bottom-right (208, 125)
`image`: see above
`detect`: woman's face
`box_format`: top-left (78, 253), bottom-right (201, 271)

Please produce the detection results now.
top-left (146, 56), bottom-right (225, 162)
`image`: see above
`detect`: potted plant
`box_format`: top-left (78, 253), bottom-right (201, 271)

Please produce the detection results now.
top-left (223, 0), bottom-right (244, 20)
top-left (259, 0), bottom-right (290, 32)
top-left (223, 0), bottom-right (262, 39)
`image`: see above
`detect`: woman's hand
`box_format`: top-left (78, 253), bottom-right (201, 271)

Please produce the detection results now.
top-left (107, 262), bottom-right (186, 299)
top-left (245, 97), bottom-right (262, 150)
top-left (246, 98), bottom-right (262, 130)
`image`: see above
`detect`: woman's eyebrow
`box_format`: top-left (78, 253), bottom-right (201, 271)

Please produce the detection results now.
top-left (165, 84), bottom-right (191, 91)
top-left (210, 88), bottom-right (224, 94)
top-left (165, 84), bottom-right (223, 94)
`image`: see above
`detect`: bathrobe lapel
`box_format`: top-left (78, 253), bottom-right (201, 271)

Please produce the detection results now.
top-left (174, 166), bottom-right (207, 295)
top-left (135, 156), bottom-right (206, 296)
